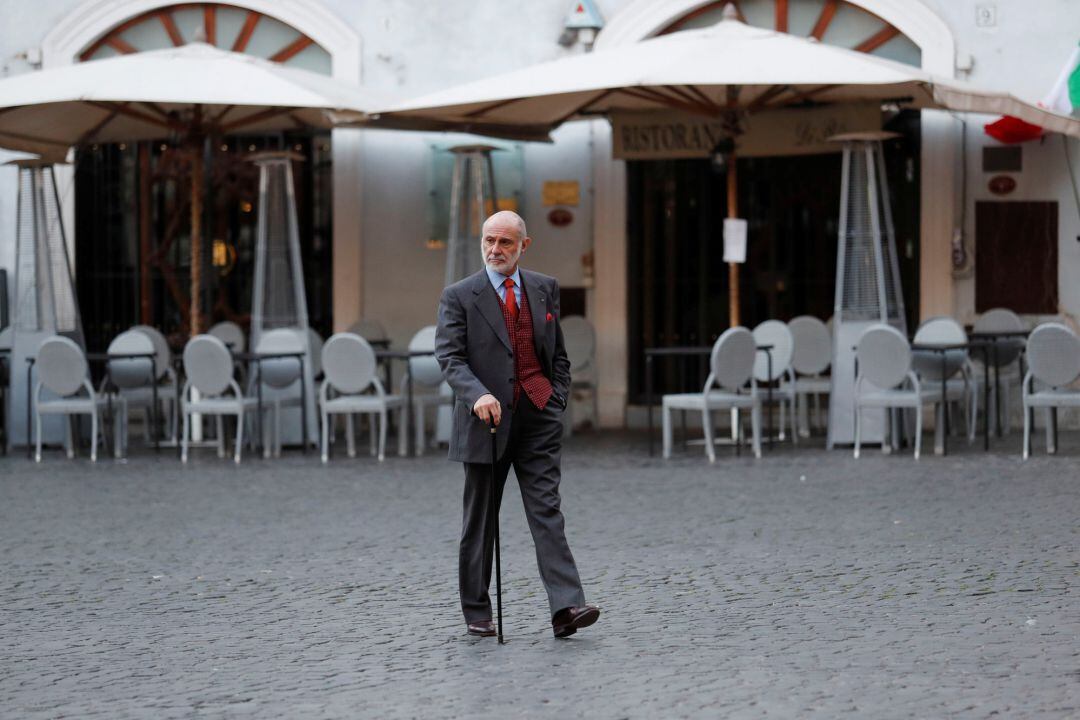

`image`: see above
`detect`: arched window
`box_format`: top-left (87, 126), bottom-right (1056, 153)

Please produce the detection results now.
top-left (658, 0), bottom-right (920, 67)
top-left (78, 3), bottom-right (331, 75)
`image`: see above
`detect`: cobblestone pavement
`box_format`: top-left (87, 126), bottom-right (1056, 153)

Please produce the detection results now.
top-left (1, 431), bottom-right (1078, 719)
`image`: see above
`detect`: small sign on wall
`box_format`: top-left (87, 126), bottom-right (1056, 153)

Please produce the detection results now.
top-left (723, 219), bottom-right (747, 263)
top-left (542, 180), bottom-right (580, 207)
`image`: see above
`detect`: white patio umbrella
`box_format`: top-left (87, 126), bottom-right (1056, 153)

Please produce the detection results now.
top-left (371, 5), bottom-right (1080, 324)
top-left (0, 42), bottom-right (390, 334)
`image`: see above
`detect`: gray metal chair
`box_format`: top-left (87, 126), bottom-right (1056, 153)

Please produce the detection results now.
top-left (787, 315), bottom-right (832, 437)
top-left (1022, 322), bottom-right (1080, 459)
top-left (34, 336), bottom-right (109, 462)
top-left (320, 332), bottom-right (406, 462)
top-left (911, 316), bottom-right (976, 443)
top-left (973, 308), bottom-right (1027, 434)
top-left (853, 324), bottom-right (928, 460)
top-left (662, 326), bottom-right (761, 462)
top-left (561, 315), bottom-right (599, 435)
top-left (254, 328), bottom-right (306, 458)
top-left (753, 320), bottom-right (797, 444)
top-left (399, 326), bottom-right (450, 455)
top-left (102, 330), bottom-right (156, 459)
top-left (180, 334), bottom-right (259, 464)
top-left (208, 320), bottom-right (246, 353)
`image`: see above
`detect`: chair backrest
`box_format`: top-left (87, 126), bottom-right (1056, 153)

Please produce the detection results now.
top-left (788, 315), bottom-right (831, 376)
top-left (856, 324), bottom-right (911, 390)
top-left (129, 325), bottom-right (171, 380)
top-left (307, 327), bottom-right (324, 377)
top-left (408, 326), bottom-right (444, 388)
top-left (973, 308), bottom-right (1027, 366)
top-left (912, 316), bottom-right (967, 381)
top-left (0, 326), bottom-right (12, 351)
top-left (561, 316), bottom-right (596, 373)
top-left (752, 320), bottom-right (793, 382)
top-left (347, 318), bottom-right (388, 343)
top-left (36, 335), bottom-right (87, 398)
top-left (1026, 322), bottom-right (1080, 388)
top-left (322, 333), bottom-right (378, 394)
top-left (255, 328), bottom-right (305, 389)
top-left (182, 334), bottom-right (234, 397)
top-left (107, 330), bottom-right (156, 390)
top-left (208, 320), bottom-right (246, 353)
top-left (710, 326), bottom-right (756, 392)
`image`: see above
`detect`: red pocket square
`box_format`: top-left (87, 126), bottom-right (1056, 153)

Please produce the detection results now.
top-left (546, 312), bottom-right (554, 322)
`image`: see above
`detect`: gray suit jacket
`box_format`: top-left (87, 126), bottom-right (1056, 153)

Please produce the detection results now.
top-left (435, 268), bottom-right (571, 463)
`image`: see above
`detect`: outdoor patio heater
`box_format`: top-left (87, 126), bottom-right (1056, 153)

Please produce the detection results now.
top-left (444, 145), bottom-right (499, 286)
top-left (826, 132), bottom-right (907, 449)
top-left (436, 145), bottom-right (500, 443)
top-left (6, 159), bottom-right (85, 450)
top-left (249, 151), bottom-right (317, 446)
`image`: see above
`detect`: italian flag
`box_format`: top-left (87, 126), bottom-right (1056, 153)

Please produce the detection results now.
top-left (985, 42), bottom-right (1080, 143)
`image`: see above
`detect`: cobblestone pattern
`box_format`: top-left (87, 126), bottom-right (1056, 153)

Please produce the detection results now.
top-left (1, 432), bottom-right (1078, 719)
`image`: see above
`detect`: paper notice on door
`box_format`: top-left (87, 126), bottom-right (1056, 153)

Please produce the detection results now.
top-left (723, 219), bottom-right (748, 264)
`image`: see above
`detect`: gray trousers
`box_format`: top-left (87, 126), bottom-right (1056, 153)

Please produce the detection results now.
top-left (459, 398), bottom-right (586, 623)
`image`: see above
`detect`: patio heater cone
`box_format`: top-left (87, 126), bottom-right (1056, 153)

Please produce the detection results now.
top-left (445, 145), bottom-right (498, 287)
top-left (249, 150), bottom-right (318, 447)
top-left (6, 160), bottom-right (85, 450)
top-left (826, 132), bottom-right (907, 449)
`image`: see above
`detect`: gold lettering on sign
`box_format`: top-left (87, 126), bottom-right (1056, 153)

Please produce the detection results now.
top-left (612, 104), bottom-right (881, 160)
top-left (542, 180), bottom-right (580, 207)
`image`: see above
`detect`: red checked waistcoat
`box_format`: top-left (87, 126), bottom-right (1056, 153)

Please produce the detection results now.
top-left (498, 287), bottom-right (553, 409)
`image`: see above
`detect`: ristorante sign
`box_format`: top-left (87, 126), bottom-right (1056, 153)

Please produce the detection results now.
top-left (611, 103), bottom-right (881, 160)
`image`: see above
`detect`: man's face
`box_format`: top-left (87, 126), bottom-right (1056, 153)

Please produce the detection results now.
top-left (481, 217), bottom-right (531, 274)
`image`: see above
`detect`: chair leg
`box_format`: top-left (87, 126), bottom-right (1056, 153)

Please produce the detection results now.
top-left (853, 405), bottom-right (862, 459)
top-left (914, 404), bottom-right (923, 460)
top-left (661, 406), bottom-right (673, 459)
top-left (65, 415), bottom-right (74, 459)
top-left (378, 409), bottom-right (388, 462)
top-left (87, 411), bottom-right (97, 463)
top-left (233, 412), bottom-right (244, 464)
top-left (34, 411), bottom-right (43, 463)
top-left (701, 407), bottom-right (716, 464)
top-left (1046, 408), bottom-right (1057, 455)
top-left (750, 405), bottom-right (762, 459)
top-left (114, 403), bottom-right (124, 459)
top-left (1003, 386), bottom-right (1013, 435)
top-left (1022, 403), bottom-right (1031, 460)
top-left (346, 414), bottom-right (356, 458)
top-left (369, 413), bottom-right (377, 457)
top-left (263, 407), bottom-right (273, 460)
top-left (321, 410), bottom-right (329, 464)
top-left (181, 411), bottom-right (190, 463)
top-left (778, 399), bottom-right (786, 442)
top-left (398, 407), bottom-right (408, 457)
top-left (274, 403), bottom-right (282, 458)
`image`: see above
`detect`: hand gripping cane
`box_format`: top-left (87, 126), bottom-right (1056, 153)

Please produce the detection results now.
top-left (489, 420), bottom-right (505, 644)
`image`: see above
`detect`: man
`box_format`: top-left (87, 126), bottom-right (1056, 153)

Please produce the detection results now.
top-left (435, 210), bottom-right (600, 639)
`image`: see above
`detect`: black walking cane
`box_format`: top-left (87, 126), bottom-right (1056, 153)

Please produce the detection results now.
top-left (488, 419), bottom-right (505, 644)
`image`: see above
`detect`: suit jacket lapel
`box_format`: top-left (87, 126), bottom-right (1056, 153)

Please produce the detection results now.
top-left (472, 271), bottom-right (512, 352)
top-left (521, 270), bottom-right (548, 362)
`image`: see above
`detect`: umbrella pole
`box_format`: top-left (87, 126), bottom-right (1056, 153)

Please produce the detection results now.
top-left (190, 148), bottom-right (203, 336)
top-left (727, 148), bottom-right (739, 327)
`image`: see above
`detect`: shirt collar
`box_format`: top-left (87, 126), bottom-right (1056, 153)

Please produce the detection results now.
top-left (486, 266), bottom-right (521, 291)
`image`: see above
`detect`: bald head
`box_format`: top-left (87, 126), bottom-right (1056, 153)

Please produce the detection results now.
top-left (480, 210), bottom-right (532, 275)
top-left (482, 210), bottom-right (527, 240)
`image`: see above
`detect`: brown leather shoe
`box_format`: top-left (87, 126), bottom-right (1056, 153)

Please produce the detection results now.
top-left (552, 605), bottom-right (600, 638)
top-left (467, 619), bottom-right (497, 637)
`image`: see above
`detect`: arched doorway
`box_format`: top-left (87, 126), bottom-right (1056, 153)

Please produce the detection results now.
top-left (589, 0), bottom-right (957, 421)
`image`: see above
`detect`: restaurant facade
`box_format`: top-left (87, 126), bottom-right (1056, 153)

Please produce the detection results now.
top-left (0, 0), bottom-right (1077, 426)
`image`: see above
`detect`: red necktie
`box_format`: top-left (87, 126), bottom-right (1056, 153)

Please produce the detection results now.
top-left (503, 278), bottom-right (518, 320)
